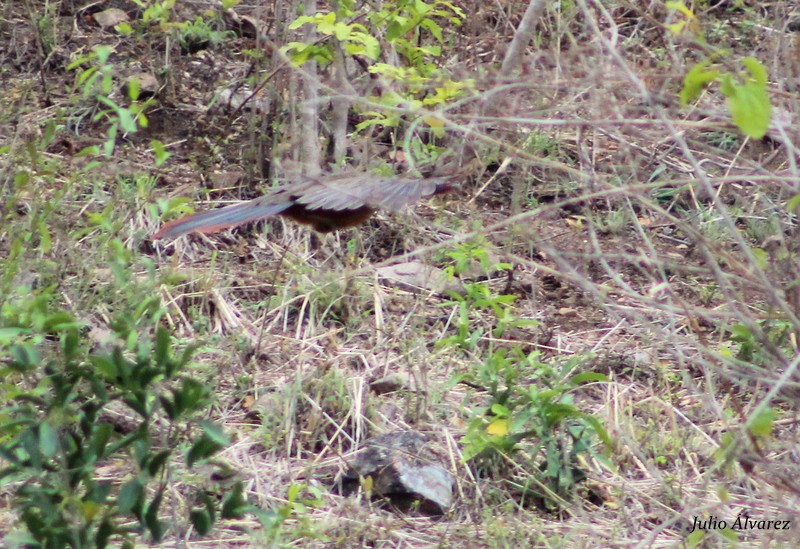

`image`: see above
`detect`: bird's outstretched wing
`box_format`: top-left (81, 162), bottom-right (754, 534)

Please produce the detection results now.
top-left (292, 174), bottom-right (454, 212)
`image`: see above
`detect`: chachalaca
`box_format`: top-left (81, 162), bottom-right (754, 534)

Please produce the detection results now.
top-left (153, 171), bottom-right (458, 240)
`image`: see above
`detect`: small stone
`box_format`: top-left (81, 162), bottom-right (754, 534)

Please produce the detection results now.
top-left (93, 8), bottom-right (129, 29)
top-left (209, 170), bottom-right (246, 190)
top-left (376, 261), bottom-right (460, 295)
top-left (370, 373), bottom-right (410, 395)
top-left (121, 72), bottom-right (158, 100)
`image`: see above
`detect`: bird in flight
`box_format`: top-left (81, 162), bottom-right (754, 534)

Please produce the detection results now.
top-left (153, 171), bottom-right (458, 240)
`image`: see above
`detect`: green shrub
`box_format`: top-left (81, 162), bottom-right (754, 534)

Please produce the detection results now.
top-left (0, 289), bottom-right (245, 548)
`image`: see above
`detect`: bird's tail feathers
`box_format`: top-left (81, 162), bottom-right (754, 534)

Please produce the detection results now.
top-left (153, 200), bottom-right (290, 240)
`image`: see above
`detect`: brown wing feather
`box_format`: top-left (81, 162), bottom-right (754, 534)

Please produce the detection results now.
top-left (293, 174), bottom-right (453, 212)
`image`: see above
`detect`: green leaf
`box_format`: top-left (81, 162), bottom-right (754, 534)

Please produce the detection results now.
top-left (187, 423), bottom-right (228, 467)
top-left (126, 78), bottom-right (140, 101)
top-left (91, 354), bottom-right (118, 379)
top-left (288, 15), bottom-right (315, 30)
top-left (569, 372), bottom-right (609, 385)
top-left (1, 532), bottom-right (41, 548)
top-left (415, 0), bottom-right (433, 15)
top-left (347, 32), bottom-right (380, 60)
top-left (67, 53), bottom-right (93, 71)
top-left (187, 437), bottom-right (222, 467)
top-left (416, 44), bottom-right (440, 56)
top-left (61, 329), bottom-right (81, 361)
top-left (386, 18), bottom-right (410, 41)
top-left (0, 327), bottom-right (29, 343)
top-left (77, 145), bottom-right (101, 158)
top-left (420, 18), bottom-right (443, 42)
top-left (150, 139), bottom-right (171, 167)
top-left (41, 311), bottom-right (82, 333)
top-left (154, 326), bottom-right (170, 369)
top-left (116, 21), bottom-right (133, 35)
top-left (147, 449), bottom-right (171, 476)
top-left (160, 394), bottom-right (176, 420)
top-left (354, 117), bottom-right (386, 133)
top-left (118, 478), bottom-right (143, 514)
top-left (90, 423), bottom-right (114, 459)
top-left (748, 407), bottom-right (777, 438)
top-left (103, 123), bottom-right (118, 157)
top-left (281, 42), bottom-right (332, 65)
top-left (581, 414), bottom-right (613, 449)
top-left (544, 402), bottom-right (580, 425)
top-left (282, 42), bottom-right (308, 64)
top-left (423, 115), bottom-right (445, 137)
top-left (720, 76), bottom-right (771, 139)
top-left (96, 518), bottom-right (114, 548)
top-left (742, 56), bottom-right (767, 86)
top-left (36, 220), bottom-right (51, 253)
top-left (316, 12), bottom-right (337, 35)
top-left (221, 482), bottom-right (247, 519)
top-left (486, 417), bottom-right (510, 437)
top-left (97, 94), bottom-right (120, 112)
top-left (9, 344), bottom-right (39, 372)
top-left (751, 247), bottom-right (768, 270)
top-left (190, 509), bottom-right (213, 535)
top-left (436, 1), bottom-right (465, 18)
top-left (787, 193), bottom-right (800, 212)
top-left (679, 62), bottom-right (719, 106)
top-left (101, 72), bottom-right (116, 97)
top-left (144, 489), bottom-right (165, 541)
top-left (94, 45), bottom-right (113, 64)
top-left (333, 22), bottom-right (351, 40)
top-left (178, 378), bottom-right (209, 412)
top-left (200, 421), bottom-right (230, 446)
top-left (116, 108), bottom-right (138, 134)
top-left (38, 422), bottom-right (58, 458)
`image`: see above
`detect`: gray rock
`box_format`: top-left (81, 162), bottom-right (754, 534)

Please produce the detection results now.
top-left (340, 431), bottom-right (454, 515)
